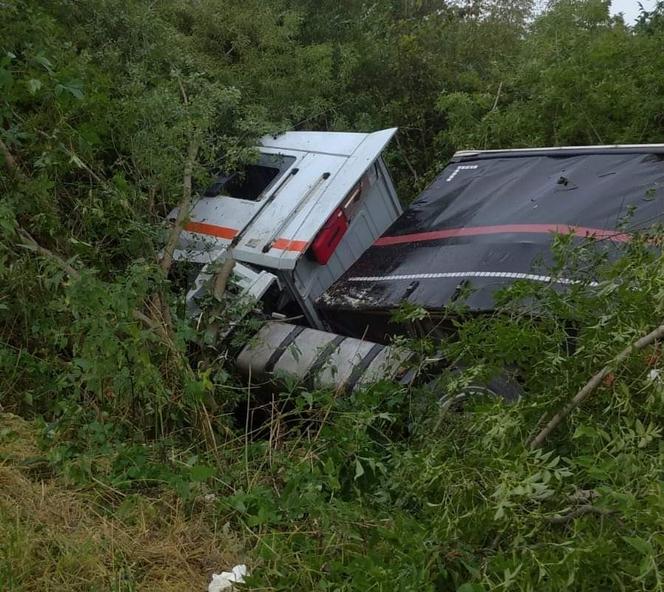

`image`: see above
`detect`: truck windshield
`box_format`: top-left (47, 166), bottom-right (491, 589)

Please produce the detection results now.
top-left (204, 154), bottom-right (295, 201)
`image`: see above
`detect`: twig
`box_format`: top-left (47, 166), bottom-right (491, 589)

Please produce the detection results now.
top-left (0, 138), bottom-right (27, 180)
top-left (545, 504), bottom-right (614, 525)
top-left (395, 133), bottom-right (419, 183)
top-left (3, 136), bottom-right (169, 340)
top-left (490, 81), bottom-right (503, 112)
top-left (530, 322), bottom-right (664, 449)
top-left (16, 226), bottom-right (169, 341)
top-left (17, 227), bottom-right (80, 278)
top-left (32, 131), bottom-right (105, 185)
top-left (5, 132), bottom-right (220, 453)
top-left (177, 77), bottom-right (189, 106)
top-left (63, 142), bottom-right (104, 184)
top-left (160, 138), bottom-right (199, 274)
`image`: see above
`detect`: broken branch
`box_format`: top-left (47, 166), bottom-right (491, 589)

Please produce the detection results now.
top-left (530, 322), bottom-right (664, 449)
top-left (490, 81), bottom-right (503, 112)
top-left (545, 504), bottom-right (614, 525)
top-left (160, 138), bottom-right (199, 275)
top-left (395, 133), bottom-right (419, 183)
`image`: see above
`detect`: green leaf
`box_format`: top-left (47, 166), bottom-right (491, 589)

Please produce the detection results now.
top-left (190, 464), bottom-right (214, 482)
top-left (0, 67), bottom-right (12, 90)
top-left (55, 80), bottom-right (84, 99)
top-left (26, 79), bottom-right (42, 94)
top-left (623, 536), bottom-right (652, 555)
top-left (354, 458), bottom-right (364, 480)
top-left (34, 54), bottom-right (54, 73)
top-left (458, 584), bottom-right (486, 592)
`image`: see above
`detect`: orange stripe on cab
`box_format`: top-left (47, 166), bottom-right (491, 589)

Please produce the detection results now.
top-left (183, 221), bottom-right (307, 253)
top-left (184, 221), bottom-right (238, 240)
top-left (272, 238), bottom-right (308, 252)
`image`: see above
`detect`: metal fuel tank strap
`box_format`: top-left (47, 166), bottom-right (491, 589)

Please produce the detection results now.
top-left (305, 335), bottom-right (346, 384)
top-left (343, 343), bottom-right (385, 393)
top-left (264, 325), bottom-right (307, 373)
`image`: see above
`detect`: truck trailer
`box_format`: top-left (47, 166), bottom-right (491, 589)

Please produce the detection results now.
top-left (170, 132), bottom-right (664, 392)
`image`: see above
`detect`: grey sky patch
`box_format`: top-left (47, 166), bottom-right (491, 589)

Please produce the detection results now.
top-left (611, 0), bottom-right (655, 22)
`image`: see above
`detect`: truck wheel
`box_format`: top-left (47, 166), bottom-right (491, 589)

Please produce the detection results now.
top-left (437, 369), bottom-right (523, 412)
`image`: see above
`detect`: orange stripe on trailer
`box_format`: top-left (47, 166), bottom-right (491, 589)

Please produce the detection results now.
top-left (272, 238), bottom-right (308, 252)
top-left (183, 221), bottom-right (238, 240)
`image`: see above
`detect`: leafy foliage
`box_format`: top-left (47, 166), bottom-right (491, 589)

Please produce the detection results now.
top-left (3, 0), bottom-right (664, 590)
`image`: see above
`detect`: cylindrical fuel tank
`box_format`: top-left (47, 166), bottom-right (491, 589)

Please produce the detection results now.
top-left (236, 322), bottom-right (412, 392)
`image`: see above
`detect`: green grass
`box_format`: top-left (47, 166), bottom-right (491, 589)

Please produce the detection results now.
top-left (0, 414), bottom-right (246, 592)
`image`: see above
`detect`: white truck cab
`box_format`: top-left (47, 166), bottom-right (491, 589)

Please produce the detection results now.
top-left (171, 128), bottom-right (402, 328)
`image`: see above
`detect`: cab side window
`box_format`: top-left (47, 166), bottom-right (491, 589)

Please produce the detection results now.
top-left (204, 154), bottom-right (296, 201)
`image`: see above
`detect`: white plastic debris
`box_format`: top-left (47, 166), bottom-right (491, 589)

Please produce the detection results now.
top-left (208, 564), bottom-right (247, 592)
top-left (648, 368), bottom-right (661, 382)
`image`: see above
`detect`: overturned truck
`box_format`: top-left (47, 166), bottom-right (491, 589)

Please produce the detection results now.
top-left (170, 131), bottom-right (664, 391)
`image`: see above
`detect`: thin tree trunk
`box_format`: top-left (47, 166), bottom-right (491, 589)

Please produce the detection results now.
top-left (160, 138), bottom-right (199, 275)
top-left (212, 256), bottom-right (236, 301)
top-left (530, 323), bottom-right (664, 449)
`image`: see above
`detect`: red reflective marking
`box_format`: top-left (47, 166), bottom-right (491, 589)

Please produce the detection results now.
top-left (374, 224), bottom-right (632, 246)
top-left (272, 238), bottom-right (308, 252)
top-left (183, 221), bottom-right (238, 240)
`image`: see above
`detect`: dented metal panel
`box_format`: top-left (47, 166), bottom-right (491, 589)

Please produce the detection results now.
top-left (291, 158), bottom-right (403, 327)
top-left (260, 130), bottom-right (373, 156)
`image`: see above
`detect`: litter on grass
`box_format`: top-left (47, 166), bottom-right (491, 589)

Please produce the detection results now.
top-left (208, 564), bottom-right (247, 592)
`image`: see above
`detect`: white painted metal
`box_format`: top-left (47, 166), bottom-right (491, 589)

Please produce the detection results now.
top-left (359, 347), bottom-right (413, 388)
top-left (184, 261), bottom-right (278, 316)
top-left (317, 338), bottom-right (376, 387)
top-left (454, 144), bottom-right (664, 159)
top-left (236, 322), bottom-right (294, 373)
top-left (272, 330), bottom-right (337, 379)
top-left (170, 128), bottom-right (402, 327)
top-left (172, 129), bottom-right (398, 268)
top-left (260, 130), bottom-right (379, 156)
top-left (289, 158), bottom-right (402, 327)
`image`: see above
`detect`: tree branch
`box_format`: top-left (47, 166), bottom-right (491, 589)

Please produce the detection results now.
top-left (395, 133), bottom-right (419, 183)
top-left (545, 504), bottom-right (614, 525)
top-left (17, 227), bottom-right (80, 278)
top-left (0, 138), bottom-right (27, 181)
top-left (490, 81), bottom-right (503, 112)
top-left (160, 138), bottom-right (199, 275)
top-left (530, 323), bottom-right (664, 449)
top-left (16, 226), bottom-right (169, 341)
top-left (212, 256), bottom-right (236, 301)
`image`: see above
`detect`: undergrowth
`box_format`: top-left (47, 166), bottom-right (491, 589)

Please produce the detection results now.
top-left (3, 1), bottom-right (664, 590)
top-left (3, 239), bottom-right (664, 590)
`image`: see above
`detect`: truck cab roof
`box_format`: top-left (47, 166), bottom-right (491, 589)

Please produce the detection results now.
top-left (172, 128), bottom-right (397, 271)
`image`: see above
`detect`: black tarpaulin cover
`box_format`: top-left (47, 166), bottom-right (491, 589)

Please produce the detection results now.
top-left (319, 148), bottom-right (664, 317)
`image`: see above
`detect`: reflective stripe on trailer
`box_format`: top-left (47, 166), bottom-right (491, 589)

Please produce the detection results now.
top-left (373, 224), bottom-right (632, 246)
top-left (347, 271), bottom-right (600, 287)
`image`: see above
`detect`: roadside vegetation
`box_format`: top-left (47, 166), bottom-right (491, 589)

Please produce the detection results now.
top-left (2, 1), bottom-right (664, 590)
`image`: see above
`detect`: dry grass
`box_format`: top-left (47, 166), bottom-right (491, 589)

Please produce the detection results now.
top-left (0, 414), bottom-right (246, 591)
